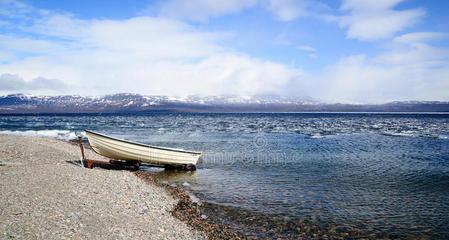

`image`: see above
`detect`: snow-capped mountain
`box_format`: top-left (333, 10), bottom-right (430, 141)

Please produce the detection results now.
top-left (0, 93), bottom-right (319, 113)
top-left (0, 93), bottom-right (448, 113)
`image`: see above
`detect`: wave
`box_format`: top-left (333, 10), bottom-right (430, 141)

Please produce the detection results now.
top-left (0, 130), bottom-right (77, 141)
top-left (438, 135), bottom-right (449, 140)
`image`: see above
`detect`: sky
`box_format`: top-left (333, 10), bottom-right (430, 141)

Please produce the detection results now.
top-left (0, 0), bottom-right (448, 103)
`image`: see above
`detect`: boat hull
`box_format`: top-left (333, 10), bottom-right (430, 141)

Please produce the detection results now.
top-left (85, 130), bottom-right (202, 166)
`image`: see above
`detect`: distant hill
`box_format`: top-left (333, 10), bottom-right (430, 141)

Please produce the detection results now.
top-left (0, 93), bottom-right (448, 114)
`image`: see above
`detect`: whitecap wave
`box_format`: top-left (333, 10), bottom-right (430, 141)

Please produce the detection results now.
top-left (0, 130), bottom-right (78, 141)
top-left (438, 135), bottom-right (449, 140)
top-left (310, 134), bottom-right (325, 138)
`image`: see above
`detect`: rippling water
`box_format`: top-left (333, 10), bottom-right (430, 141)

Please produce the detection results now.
top-left (1, 113), bottom-right (448, 238)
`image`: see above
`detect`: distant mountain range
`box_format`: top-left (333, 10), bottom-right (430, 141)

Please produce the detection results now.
top-left (0, 93), bottom-right (448, 114)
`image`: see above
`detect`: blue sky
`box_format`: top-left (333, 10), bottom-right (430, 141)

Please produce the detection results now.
top-left (0, 0), bottom-right (448, 103)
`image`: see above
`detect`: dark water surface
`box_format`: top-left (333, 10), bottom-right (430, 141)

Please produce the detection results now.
top-left (1, 113), bottom-right (449, 238)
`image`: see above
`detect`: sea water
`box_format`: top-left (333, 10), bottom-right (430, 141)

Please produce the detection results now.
top-left (1, 113), bottom-right (448, 238)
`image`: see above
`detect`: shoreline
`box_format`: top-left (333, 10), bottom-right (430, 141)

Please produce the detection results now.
top-left (135, 171), bottom-right (383, 240)
top-left (135, 171), bottom-right (244, 239)
top-left (0, 134), bottom-right (205, 239)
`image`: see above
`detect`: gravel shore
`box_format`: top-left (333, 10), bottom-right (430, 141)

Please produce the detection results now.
top-left (0, 135), bottom-right (205, 240)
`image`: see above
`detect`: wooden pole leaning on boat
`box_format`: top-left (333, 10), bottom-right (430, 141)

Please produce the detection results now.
top-left (78, 136), bottom-right (94, 169)
top-left (78, 136), bottom-right (85, 160)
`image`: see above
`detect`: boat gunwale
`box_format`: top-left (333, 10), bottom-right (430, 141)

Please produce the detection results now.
top-left (84, 129), bottom-right (202, 155)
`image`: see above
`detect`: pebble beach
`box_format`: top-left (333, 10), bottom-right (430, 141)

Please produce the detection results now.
top-left (0, 134), bottom-right (205, 239)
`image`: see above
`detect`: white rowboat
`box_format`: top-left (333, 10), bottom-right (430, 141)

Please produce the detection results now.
top-left (85, 130), bottom-right (202, 168)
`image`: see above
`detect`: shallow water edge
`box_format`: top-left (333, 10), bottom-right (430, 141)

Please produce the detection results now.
top-left (135, 171), bottom-right (416, 240)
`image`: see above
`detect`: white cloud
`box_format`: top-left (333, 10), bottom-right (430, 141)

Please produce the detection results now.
top-left (43, 16), bottom-right (222, 60)
top-left (0, 73), bottom-right (66, 92)
top-left (142, 53), bottom-right (301, 96)
top-left (267, 0), bottom-right (308, 21)
top-left (311, 42), bottom-right (449, 103)
top-left (0, 1), bottom-right (301, 96)
top-left (157, 0), bottom-right (425, 40)
top-left (393, 32), bottom-right (449, 43)
top-left (155, 0), bottom-right (425, 42)
top-left (339, 0), bottom-right (425, 41)
top-left (375, 43), bottom-right (449, 66)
